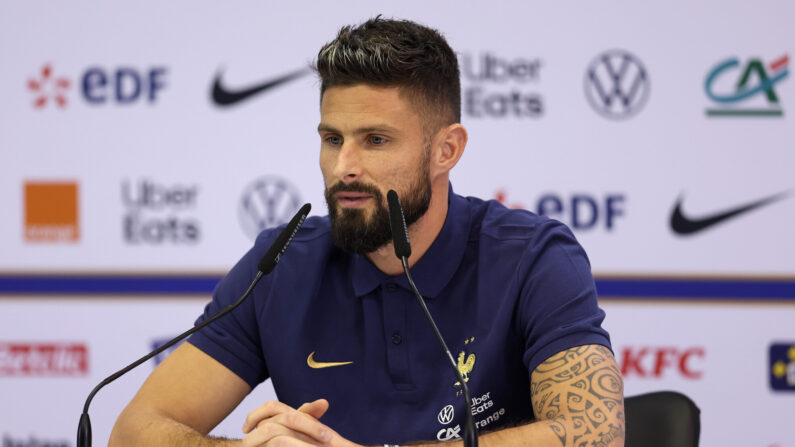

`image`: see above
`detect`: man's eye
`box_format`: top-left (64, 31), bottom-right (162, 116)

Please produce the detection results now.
top-left (370, 136), bottom-right (386, 145)
top-left (326, 135), bottom-right (342, 145)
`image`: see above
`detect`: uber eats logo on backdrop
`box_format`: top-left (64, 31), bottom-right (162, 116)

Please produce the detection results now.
top-left (122, 179), bottom-right (200, 244)
top-left (460, 52), bottom-right (544, 118)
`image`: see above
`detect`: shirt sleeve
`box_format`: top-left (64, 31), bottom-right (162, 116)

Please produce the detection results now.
top-left (516, 219), bottom-right (612, 376)
top-left (187, 230), bottom-right (277, 389)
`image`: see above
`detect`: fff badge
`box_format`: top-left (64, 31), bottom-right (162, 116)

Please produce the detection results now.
top-left (769, 343), bottom-right (795, 392)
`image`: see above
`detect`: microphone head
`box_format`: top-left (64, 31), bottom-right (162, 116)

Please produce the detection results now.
top-left (387, 190), bottom-right (412, 259)
top-left (257, 203), bottom-right (311, 274)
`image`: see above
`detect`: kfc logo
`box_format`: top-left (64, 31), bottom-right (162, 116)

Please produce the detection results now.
top-left (0, 343), bottom-right (89, 376)
top-left (619, 346), bottom-right (705, 379)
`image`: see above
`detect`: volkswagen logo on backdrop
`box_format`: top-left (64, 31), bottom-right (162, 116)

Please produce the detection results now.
top-left (584, 50), bottom-right (650, 120)
top-left (238, 176), bottom-right (303, 240)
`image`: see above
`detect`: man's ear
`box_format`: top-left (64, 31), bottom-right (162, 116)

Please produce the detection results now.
top-left (431, 123), bottom-right (468, 177)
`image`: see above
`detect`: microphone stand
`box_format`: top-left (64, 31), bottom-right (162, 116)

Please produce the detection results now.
top-left (387, 190), bottom-right (478, 447)
top-left (399, 256), bottom-right (478, 447)
top-left (77, 203), bottom-right (311, 446)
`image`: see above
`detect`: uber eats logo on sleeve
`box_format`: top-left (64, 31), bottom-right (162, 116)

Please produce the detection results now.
top-left (122, 179), bottom-right (200, 244)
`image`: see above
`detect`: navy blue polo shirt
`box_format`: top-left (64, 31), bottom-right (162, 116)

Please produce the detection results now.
top-left (189, 188), bottom-right (610, 445)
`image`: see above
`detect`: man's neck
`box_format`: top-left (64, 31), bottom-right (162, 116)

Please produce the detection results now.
top-left (366, 183), bottom-right (450, 276)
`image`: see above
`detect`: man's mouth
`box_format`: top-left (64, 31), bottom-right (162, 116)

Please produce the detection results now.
top-left (335, 192), bottom-right (373, 208)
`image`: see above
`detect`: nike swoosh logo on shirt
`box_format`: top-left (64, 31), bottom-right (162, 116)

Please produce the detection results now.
top-left (211, 68), bottom-right (311, 106)
top-left (306, 352), bottom-right (353, 369)
top-left (670, 191), bottom-right (789, 235)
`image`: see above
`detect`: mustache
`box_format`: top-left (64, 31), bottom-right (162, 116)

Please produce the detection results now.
top-left (325, 182), bottom-right (384, 200)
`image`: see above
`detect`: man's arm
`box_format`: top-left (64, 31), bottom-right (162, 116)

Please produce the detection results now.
top-left (243, 344), bottom-right (624, 447)
top-left (526, 344), bottom-right (624, 446)
top-left (109, 341), bottom-right (251, 446)
top-left (412, 344), bottom-right (625, 447)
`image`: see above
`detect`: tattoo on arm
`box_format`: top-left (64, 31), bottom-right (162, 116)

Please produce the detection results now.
top-left (530, 345), bottom-right (625, 447)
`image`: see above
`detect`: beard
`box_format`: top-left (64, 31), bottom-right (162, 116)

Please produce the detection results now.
top-left (325, 162), bottom-right (431, 255)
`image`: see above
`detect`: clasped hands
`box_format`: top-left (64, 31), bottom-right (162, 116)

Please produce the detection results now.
top-left (240, 399), bottom-right (363, 447)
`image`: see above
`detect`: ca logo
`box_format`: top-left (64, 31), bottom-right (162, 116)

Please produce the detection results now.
top-left (436, 425), bottom-right (462, 441)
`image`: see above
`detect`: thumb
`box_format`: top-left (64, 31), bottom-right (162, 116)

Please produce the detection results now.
top-left (297, 398), bottom-right (330, 419)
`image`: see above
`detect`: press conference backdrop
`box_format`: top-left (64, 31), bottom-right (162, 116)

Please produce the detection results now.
top-left (1, 1), bottom-right (794, 445)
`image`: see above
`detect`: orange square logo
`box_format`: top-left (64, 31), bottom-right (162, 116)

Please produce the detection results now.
top-left (24, 181), bottom-right (80, 242)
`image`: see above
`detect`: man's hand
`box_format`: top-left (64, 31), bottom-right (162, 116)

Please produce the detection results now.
top-left (240, 399), bottom-right (362, 447)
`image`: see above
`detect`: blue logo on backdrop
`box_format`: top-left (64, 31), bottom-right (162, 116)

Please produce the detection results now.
top-left (770, 342), bottom-right (795, 392)
top-left (82, 67), bottom-right (167, 104)
top-left (496, 190), bottom-right (626, 231)
top-left (28, 64), bottom-right (168, 108)
top-left (27, 64), bottom-right (168, 108)
top-left (238, 176), bottom-right (303, 240)
top-left (584, 50), bottom-right (650, 120)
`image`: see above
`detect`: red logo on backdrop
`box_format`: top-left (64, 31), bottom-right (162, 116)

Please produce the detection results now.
top-left (619, 346), bottom-right (705, 379)
top-left (27, 64), bottom-right (71, 109)
top-left (0, 343), bottom-right (89, 376)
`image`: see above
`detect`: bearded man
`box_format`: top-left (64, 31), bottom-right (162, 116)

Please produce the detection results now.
top-left (110, 17), bottom-right (625, 447)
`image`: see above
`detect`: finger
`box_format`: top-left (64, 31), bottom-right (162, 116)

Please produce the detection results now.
top-left (297, 399), bottom-right (330, 420)
top-left (243, 400), bottom-right (298, 433)
top-left (268, 409), bottom-right (332, 443)
top-left (241, 420), bottom-right (321, 447)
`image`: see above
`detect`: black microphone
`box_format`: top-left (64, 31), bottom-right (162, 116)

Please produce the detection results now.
top-left (77, 203), bottom-right (312, 447)
top-left (387, 190), bottom-right (412, 259)
top-left (386, 190), bottom-right (478, 447)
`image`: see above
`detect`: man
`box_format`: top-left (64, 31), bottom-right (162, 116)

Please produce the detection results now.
top-left (110, 17), bottom-right (624, 447)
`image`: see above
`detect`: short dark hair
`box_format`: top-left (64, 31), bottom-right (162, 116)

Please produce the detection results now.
top-left (315, 17), bottom-right (461, 133)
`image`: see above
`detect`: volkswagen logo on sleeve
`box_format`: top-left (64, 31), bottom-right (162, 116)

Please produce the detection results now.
top-left (584, 50), bottom-right (650, 120)
top-left (238, 176), bottom-right (303, 240)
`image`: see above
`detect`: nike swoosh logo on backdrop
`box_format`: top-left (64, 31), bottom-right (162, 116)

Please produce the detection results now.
top-left (306, 352), bottom-right (353, 369)
top-left (670, 191), bottom-right (790, 235)
top-left (211, 68), bottom-right (311, 106)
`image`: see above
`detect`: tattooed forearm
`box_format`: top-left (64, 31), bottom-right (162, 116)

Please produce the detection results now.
top-left (530, 345), bottom-right (625, 447)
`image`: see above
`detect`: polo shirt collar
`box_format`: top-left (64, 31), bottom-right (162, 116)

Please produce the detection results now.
top-left (351, 184), bottom-right (470, 298)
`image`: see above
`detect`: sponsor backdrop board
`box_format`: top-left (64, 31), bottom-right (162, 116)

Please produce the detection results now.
top-left (1, 1), bottom-right (793, 446)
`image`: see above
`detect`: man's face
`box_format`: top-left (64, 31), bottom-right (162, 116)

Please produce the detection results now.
top-left (318, 85), bottom-right (432, 254)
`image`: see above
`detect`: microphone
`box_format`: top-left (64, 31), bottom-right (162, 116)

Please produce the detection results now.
top-left (387, 190), bottom-right (412, 259)
top-left (386, 190), bottom-right (478, 447)
top-left (77, 203), bottom-right (311, 447)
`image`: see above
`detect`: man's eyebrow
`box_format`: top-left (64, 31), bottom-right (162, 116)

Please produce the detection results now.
top-left (317, 124), bottom-right (402, 135)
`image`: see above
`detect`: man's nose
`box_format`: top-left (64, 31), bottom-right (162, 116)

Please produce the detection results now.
top-left (332, 142), bottom-right (363, 182)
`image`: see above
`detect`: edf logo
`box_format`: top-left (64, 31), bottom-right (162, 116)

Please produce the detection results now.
top-left (83, 67), bottom-right (167, 104)
top-left (27, 64), bottom-right (168, 109)
top-left (495, 190), bottom-right (626, 231)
